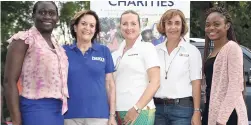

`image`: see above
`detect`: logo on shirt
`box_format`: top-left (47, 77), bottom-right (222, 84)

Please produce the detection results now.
top-left (128, 53), bottom-right (139, 56)
top-left (179, 53), bottom-right (189, 57)
top-left (92, 56), bottom-right (105, 62)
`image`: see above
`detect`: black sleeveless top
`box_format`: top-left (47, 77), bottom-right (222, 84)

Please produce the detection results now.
top-left (204, 56), bottom-right (216, 99)
top-left (202, 56), bottom-right (238, 125)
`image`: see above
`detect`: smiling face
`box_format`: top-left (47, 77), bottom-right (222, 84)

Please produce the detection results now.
top-left (33, 2), bottom-right (58, 33)
top-left (164, 15), bottom-right (182, 40)
top-left (205, 12), bottom-right (229, 41)
top-left (120, 13), bottom-right (140, 41)
top-left (74, 14), bottom-right (96, 43)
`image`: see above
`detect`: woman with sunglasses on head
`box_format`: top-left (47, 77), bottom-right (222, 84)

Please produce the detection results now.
top-left (202, 7), bottom-right (248, 125)
top-left (112, 10), bottom-right (160, 125)
top-left (154, 9), bottom-right (202, 125)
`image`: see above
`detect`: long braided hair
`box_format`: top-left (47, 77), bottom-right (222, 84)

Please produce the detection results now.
top-left (204, 7), bottom-right (237, 62)
top-left (203, 7), bottom-right (246, 102)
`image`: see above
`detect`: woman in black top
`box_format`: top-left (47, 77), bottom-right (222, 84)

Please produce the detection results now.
top-left (202, 7), bottom-right (238, 125)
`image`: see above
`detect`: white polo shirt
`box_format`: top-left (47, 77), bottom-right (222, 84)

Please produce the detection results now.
top-left (154, 38), bottom-right (202, 99)
top-left (112, 35), bottom-right (160, 111)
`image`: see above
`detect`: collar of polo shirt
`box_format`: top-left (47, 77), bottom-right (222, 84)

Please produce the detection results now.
top-left (159, 37), bottom-right (186, 52)
top-left (117, 35), bottom-right (143, 54)
top-left (69, 41), bottom-right (99, 51)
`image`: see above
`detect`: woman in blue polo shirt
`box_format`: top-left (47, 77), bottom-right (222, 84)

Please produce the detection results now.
top-left (63, 10), bottom-right (117, 125)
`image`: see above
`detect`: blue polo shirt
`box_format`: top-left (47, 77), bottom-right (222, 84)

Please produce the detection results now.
top-left (63, 42), bottom-right (115, 119)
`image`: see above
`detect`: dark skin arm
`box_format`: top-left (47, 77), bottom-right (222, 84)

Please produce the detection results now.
top-left (3, 39), bottom-right (28, 125)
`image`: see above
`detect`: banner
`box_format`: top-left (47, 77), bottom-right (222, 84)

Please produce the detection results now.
top-left (91, 1), bottom-right (190, 52)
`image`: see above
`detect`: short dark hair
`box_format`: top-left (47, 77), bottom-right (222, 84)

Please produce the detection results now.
top-left (32, 1), bottom-right (58, 16)
top-left (70, 10), bottom-right (100, 43)
top-left (120, 10), bottom-right (141, 27)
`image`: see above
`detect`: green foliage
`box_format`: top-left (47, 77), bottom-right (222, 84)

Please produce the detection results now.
top-left (1, 1), bottom-right (33, 63)
top-left (190, 1), bottom-right (212, 39)
top-left (1, 1), bottom-right (34, 121)
top-left (1, 1), bottom-right (33, 41)
top-left (1, 1), bottom-right (33, 83)
top-left (58, 1), bottom-right (90, 43)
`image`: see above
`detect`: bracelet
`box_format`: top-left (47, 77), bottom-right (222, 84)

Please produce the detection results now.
top-left (110, 112), bottom-right (116, 117)
top-left (194, 108), bottom-right (202, 112)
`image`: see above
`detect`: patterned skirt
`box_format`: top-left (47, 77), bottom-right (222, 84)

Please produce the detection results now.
top-left (116, 109), bottom-right (155, 125)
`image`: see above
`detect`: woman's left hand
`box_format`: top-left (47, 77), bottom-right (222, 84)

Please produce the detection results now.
top-left (191, 111), bottom-right (201, 125)
top-left (123, 107), bottom-right (139, 125)
top-left (108, 116), bottom-right (117, 125)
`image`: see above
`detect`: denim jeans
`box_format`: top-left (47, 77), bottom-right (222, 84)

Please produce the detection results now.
top-left (154, 103), bottom-right (193, 125)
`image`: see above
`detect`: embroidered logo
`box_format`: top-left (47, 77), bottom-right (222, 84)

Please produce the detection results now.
top-left (92, 56), bottom-right (105, 62)
top-left (128, 53), bottom-right (138, 56)
top-left (179, 53), bottom-right (189, 57)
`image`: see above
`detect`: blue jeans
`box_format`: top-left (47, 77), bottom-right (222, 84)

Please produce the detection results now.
top-left (154, 104), bottom-right (193, 125)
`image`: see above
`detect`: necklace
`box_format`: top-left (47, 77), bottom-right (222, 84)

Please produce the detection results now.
top-left (163, 47), bottom-right (181, 79)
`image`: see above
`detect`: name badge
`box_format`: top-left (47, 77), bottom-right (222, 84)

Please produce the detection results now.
top-left (179, 53), bottom-right (189, 57)
top-left (128, 53), bottom-right (138, 56)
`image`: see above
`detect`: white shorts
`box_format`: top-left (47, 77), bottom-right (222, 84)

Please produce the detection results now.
top-left (64, 118), bottom-right (108, 125)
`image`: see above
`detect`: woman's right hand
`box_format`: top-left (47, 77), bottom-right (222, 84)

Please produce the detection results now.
top-left (108, 116), bottom-right (117, 125)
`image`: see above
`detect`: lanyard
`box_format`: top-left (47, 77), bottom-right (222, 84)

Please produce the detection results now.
top-left (163, 47), bottom-right (181, 79)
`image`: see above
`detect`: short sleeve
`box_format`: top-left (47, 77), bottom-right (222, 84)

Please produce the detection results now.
top-left (143, 43), bottom-right (160, 70)
top-left (188, 46), bottom-right (202, 81)
top-left (111, 51), bottom-right (120, 69)
top-left (62, 45), bottom-right (69, 51)
top-left (104, 46), bottom-right (115, 73)
top-left (7, 30), bottom-right (34, 50)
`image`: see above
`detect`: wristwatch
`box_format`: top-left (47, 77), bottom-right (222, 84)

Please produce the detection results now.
top-left (194, 108), bottom-right (202, 112)
top-left (110, 112), bottom-right (116, 117)
top-left (133, 105), bottom-right (142, 114)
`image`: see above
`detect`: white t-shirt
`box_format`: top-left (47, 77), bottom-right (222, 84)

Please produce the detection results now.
top-left (155, 38), bottom-right (202, 99)
top-left (112, 35), bottom-right (160, 111)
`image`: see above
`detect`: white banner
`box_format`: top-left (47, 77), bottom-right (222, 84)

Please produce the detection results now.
top-left (91, 1), bottom-right (190, 52)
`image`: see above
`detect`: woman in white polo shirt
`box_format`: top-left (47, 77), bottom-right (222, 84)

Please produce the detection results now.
top-left (154, 9), bottom-right (202, 125)
top-left (112, 10), bottom-right (160, 125)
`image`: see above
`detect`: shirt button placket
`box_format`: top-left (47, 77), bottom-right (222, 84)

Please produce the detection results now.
top-left (84, 51), bottom-right (88, 58)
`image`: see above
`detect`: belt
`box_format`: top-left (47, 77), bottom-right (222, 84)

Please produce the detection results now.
top-left (153, 97), bottom-right (193, 105)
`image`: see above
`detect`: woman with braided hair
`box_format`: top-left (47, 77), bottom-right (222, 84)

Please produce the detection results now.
top-left (202, 7), bottom-right (248, 125)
